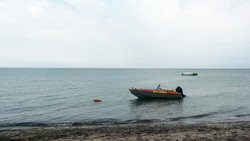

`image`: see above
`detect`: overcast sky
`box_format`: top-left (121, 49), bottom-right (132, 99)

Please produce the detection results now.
top-left (0, 0), bottom-right (250, 68)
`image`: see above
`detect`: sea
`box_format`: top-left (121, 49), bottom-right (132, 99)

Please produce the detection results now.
top-left (0, 69), bottom-right (250, 129)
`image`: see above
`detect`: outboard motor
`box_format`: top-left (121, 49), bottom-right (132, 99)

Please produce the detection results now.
top-left (176, 86), bottom-right (186, 97)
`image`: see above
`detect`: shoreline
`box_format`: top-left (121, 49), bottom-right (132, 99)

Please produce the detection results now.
top-left (0, 121), bottom-right (250, 141)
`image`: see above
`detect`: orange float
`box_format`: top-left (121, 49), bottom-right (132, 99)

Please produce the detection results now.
top-left (93, 99), bottom-right (102, 102)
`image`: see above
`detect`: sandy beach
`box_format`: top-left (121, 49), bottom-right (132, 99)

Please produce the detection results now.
top-left (0, 121), bottom-right (249, 141)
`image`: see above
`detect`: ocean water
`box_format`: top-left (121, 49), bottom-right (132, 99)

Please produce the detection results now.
top-left (0, 69), bottom-right (250, 128)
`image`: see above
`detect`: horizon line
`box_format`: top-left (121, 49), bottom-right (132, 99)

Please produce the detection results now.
top-left (0, 67), bottom-right (250, 69)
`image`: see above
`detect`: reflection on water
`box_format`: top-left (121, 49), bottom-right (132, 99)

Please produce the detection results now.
top-left (130, 98), bottom-right (183, 107)
top-left (129, 99), bottom-right (184, 121)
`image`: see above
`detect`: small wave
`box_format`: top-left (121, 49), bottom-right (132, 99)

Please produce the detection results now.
top-left (0, 122), bottom-right (74, 129)
top-left (169, 107), bottom-right (247, 121)
top-left (72, 119), bottom-right (160, 126)
top-left (124, 119), bottom-right (160, 124)
top-left (0, 119), bottom-right (161, 129)
top-left (170, 113), bottom-right (215, 121)
top-left (72, 119), bottom-right (121, 125)
top-left (0, 122), bottom-right (50, 128)
top-left (235, 114), bottom-right (250, 117)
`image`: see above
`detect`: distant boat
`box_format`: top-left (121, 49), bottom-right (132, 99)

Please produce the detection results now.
top-left (182, 72), bottom-right (198, 76)
top-left (129, 88), bottom-right (184, 99)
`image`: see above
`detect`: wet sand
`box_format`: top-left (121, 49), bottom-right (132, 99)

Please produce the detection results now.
top-left (0, 121), bottom-right (250, 141)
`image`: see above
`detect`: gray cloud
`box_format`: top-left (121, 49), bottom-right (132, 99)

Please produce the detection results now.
top-left (0, 0), bottom-right (249, 68)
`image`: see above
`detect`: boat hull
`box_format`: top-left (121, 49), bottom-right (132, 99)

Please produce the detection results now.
top-left (129, 89), bottom-right (183, 99)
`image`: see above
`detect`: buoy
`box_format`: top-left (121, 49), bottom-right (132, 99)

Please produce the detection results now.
top-left (93, 99), bottom-right (102, 102)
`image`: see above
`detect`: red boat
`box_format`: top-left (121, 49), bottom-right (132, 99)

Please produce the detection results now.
top-left (129, 88), bottom-right (184, 99)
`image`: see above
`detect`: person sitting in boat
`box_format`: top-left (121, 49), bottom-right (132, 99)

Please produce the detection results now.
top-left (156, 84), bottom-right (162, 90)
top-left (176, 86), bottom-right (186, 97)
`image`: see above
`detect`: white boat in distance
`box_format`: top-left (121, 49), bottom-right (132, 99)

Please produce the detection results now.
top-left (182, 72), bottom-right (198, 76)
